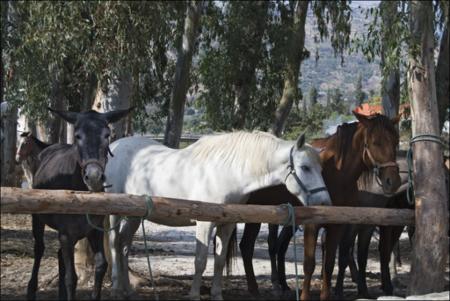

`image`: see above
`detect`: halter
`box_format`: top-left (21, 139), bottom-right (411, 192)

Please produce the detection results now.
top-left (362, 139), bottom-right (398, 186)
top-left (286, 147), bottom-right (328, 205)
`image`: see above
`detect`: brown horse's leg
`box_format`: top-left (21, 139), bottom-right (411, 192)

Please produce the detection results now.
top-left (301, 224), bottom-right (319, 300)
top-left (356, 226), bottom-right (375, 298)
top-left (276, 225), bottom-right (294, 292)
top-left (239, 223), bottom-right (262, 296)
top-left (268, 224), bottom-right (280, 290)
top-left (380, 225), bottom-right (404, 295)
top-left (335, 224), bottom-right (357, 299)
top-left (320, 225), bottom-right (344, 301)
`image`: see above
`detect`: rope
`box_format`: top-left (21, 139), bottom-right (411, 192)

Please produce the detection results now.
top-left (282, 203), bottom-right (300, 301)
top-left (85, 213), bottom-right (123, 232)
top-left (141, 196), bottom-right (158, 300)
top-left (406, 134), bottom-right (445, 205)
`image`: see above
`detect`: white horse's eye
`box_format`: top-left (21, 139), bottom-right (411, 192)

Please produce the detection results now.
top-left (301, 165), bottom-right (310, 172)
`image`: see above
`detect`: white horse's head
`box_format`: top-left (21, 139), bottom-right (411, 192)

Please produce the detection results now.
top-left (284, 133), bottom-right (331, 206)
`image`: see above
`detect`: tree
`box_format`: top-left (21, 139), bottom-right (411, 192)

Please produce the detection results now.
top-left (436, 0), bottom-right (449, 130)
top-left (164, 1), bottom-right (203, 148)
top-left (230, 1), bottom-right (269, 129)
top-left (1, 0), bottom-right (19, 187)
top-left (308, 85), bottom-right (318, 109)
top-left (354, 73), bottom-right (366, 106)
top-left (380, 1), bottom-right (400, 119)
top-left (271, 1), bottom-right (309, 137)
top-left (407, 0), bottom-right (448, 295)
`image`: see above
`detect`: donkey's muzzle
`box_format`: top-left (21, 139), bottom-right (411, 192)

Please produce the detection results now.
top-left (83, 163), bottom-right (105, 192)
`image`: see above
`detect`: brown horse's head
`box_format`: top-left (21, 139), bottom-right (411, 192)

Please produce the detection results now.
top-left (354, 111), bottom-right (401, 194)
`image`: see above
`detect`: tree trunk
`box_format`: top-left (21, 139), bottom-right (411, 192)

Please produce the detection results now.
top-left (164, 0), bottom-right (202, 148)
top-left (407, 1), bottom-right (448, 295)
top-left (46, 63), bottom-right (65, 144)
top-left (380, 0), bottom-right (400, 119)
top-left (1, 1), bottom-right (19, 187)
top-left (1, 0), bottom-right (8, 104)
top-left (1, 102), bottom-right (18, 186)
top-left (271, 1), bottom-right (309, 137)
top-left (436, 20), bottom-right (449, 131)
top-left (92, 71), bottom-right (132, 142)
top-left (232, 1), bottom-right (269, 129)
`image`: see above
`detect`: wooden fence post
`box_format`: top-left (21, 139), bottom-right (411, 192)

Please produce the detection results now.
top-left (408, 1), bottom-right (449, 295)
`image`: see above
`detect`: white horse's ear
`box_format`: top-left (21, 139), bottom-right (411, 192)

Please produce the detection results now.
top-left (296, 133), bottom-right (306, 149)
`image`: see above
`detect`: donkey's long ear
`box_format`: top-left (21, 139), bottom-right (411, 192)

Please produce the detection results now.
top-left (391, 113), bottom-right (401, 124)
top-left (353, 111), bottom-right (371, 127)
top-left (48, 107), bottom-right (78, 124)
top-left (296, 133), bottom-right (306, 149)
top-left (103, 107), bottom-right (134, 124)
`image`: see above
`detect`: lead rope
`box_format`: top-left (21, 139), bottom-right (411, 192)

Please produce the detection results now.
top-left (406, 134), bottom-right (445, 205)
top-left (86, 214), bottom-right (123, 232)
top-left (282, 203), bottom-right (300, 301)
top-left (142, 196), bottom-right (159, 300)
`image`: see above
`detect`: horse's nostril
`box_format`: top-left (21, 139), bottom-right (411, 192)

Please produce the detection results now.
top-left (386, 178), bottom-right (392, 186)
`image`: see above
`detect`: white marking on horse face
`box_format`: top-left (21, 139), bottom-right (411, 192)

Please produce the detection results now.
top-left (285, 146), bottom-right (331, 206)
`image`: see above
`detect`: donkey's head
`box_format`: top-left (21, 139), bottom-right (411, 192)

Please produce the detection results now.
top-left (48, 107), bottom-right (132, 191)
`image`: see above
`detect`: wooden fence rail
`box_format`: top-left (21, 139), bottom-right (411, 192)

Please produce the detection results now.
top-left (1, 187), bottom-right (415, 226)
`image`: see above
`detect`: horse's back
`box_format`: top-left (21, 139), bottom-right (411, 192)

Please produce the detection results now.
top-left (33, 144), bottom-right (85, 190)
top-left (106, 136), bottom-right (162, 193)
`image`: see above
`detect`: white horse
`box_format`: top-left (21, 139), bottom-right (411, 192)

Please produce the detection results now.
top-left (105, 131), bottom-right (331, 300)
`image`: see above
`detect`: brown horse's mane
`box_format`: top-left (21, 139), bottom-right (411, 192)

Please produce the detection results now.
top-left (313, 122), bottom-right (359, 170)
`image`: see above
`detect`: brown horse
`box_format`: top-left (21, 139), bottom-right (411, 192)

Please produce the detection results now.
top-left (238, 112), bottom-right (401, 300)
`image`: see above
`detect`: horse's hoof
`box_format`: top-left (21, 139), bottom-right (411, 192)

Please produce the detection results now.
top-left (248, 288), bottom-right (260, 298)
top-left (211, 294), bottom-right (224, 301)
top-left (188, 289), bottom-right (201, 301)
top-left (357, 291), bottom-right (373, 299)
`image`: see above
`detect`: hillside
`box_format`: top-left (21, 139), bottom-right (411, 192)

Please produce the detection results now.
top-left (300, 1), bottom-right (380, 103)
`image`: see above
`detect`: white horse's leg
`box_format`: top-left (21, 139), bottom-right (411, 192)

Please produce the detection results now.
top-left (211, 223), bottom-right (235, 300)
top-left (189, 221), bottom-right (214, 300)
top-left (119, 217), bottom-right (141, 297)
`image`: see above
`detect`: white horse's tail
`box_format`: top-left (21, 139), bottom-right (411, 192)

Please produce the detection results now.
top-left (214, 226), bottom-right (237, 277)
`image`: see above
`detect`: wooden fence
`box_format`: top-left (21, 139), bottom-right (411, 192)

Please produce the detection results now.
top-left (1, 187), bottom-right (414, 226)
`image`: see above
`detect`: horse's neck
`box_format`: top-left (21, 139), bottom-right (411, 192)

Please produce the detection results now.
top-left (241, 142), bottom-right (291, 195)
top-left (325, 128), bottom-right (367, 184)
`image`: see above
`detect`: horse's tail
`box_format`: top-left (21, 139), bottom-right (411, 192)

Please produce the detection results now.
top-left (225, 226), bottom-right (237, 277)
top-left (213, 226), bottom-right (237, 277)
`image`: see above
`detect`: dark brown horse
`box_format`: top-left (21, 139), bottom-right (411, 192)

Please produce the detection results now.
top-left (337, 154), bottom-right (449, 298)
top-left (238, 112), bottom-right (401, 300)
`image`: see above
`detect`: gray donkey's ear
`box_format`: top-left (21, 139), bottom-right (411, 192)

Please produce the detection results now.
top-left (48, 107), bottom-right (79, 124)
top-left (103, 107), bottom-right (134, 124)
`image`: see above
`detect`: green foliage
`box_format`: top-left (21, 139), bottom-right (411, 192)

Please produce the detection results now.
top-left (354, 73), bottom-right (366, 105)
top-left (283, 101), bottom-right (349, 140)
top-left (4, 1), bottom-right (184, 131)
top-left (308, 86), bottom-right (318, 107)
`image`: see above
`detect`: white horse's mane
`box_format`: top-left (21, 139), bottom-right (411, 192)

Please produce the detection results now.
top-left (185, 130), bottom-right (289, 176)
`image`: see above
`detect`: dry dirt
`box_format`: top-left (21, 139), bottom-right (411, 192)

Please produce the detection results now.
top-left (1, 213), bottom-right (448, 300)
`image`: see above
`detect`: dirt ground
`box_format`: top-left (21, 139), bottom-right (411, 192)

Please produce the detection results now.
top-left (1, 213), bottom-right (448, 300)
